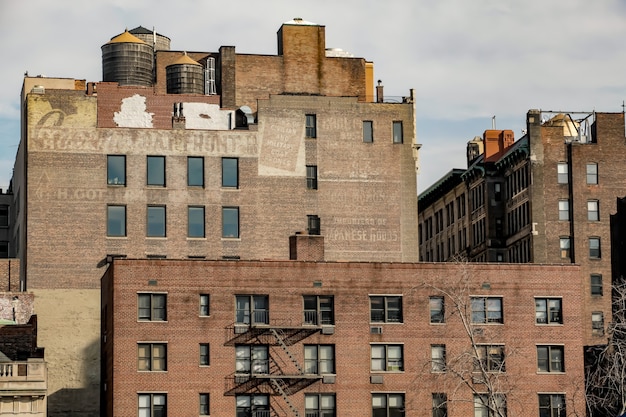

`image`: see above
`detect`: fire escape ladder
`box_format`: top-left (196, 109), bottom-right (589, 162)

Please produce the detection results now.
top-left (269, 378), bottom-right (301, 417)
top-left (270, 328), bottom-right (304, 374)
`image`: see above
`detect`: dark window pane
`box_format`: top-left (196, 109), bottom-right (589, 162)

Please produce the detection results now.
top-left (107, 155), bottom-right (126, 185)
top-left (222, 207), bottom-right (239, 238)
top-left (107, 205), bottom-right (126, 237)
top-left (363, 121), bottom-right (373, 143)
top-left (188, 157), bottom-right (204, 187)
top-left (147, 206), bottom-right (166, 237)
top-left (393, 121), bottom-right (403, 143)
top-left (188, 206), bottom-right (205, 237)
top-left (222, 158), bottom-right (238, 188)
top-left (147, 156), bottom-right (165, 186)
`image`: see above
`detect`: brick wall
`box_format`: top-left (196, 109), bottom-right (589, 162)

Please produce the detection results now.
top-left (0, 259), bottom-right (20, 291)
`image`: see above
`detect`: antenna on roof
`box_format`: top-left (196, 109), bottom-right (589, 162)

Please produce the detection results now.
top-left (492, 115), bottom-right (496, 130)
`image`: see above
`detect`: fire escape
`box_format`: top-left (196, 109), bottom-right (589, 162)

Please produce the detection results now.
top-left (224, 297), bottom-right (335, 417)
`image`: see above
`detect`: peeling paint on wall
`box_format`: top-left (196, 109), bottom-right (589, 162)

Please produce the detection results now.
top-left (113, 94), bottom-right (154, 128)
top-left (183, 102), bottom-right (233, 130)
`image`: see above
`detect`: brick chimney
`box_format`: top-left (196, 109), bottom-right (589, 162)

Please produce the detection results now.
top-left (483, 130), bottom-right (515, 161)
top-left (289, 233), bottom-right (325, 261)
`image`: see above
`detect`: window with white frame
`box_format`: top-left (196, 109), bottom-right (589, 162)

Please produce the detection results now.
top-left (236, 395), bottom-right (269, 416)
top-left (138, 293), bottom-right (166, 321)
top-left (370, 296), bottom-right (403, 323)
top-left (431, 344), bottom-right (446, 372)
top-left (589, 237), bottom-right (601, 258)
top-left (199, 294), bottom-right (210, 316)
top-left (137, 343), bottom-right (167, 371)
top-left (235, 295), bottom-right (268, 325)
top-left (432, 393), bottom-right (447, 417)
top-left (470, 297), bottom-right (503, 324)
top-left (305, 394), bottom-right (336, 417)
top-left (199, 343), bottom-right (210, 366)
top-left (592, 311), bottom-right (604, 335)
top-left (557, 163), bottom-right (568, 184)
top-left (429, 296), bottom-right (445, 323)
top-left (538, 393), bottom-right (565, 417)
top-left (475, 345), bottom-right (506, 372)
top-left (535, 298), bottom-right (562, 324)
top-left (138, 393), bottom-right (166, 417)
top-left (591, 274), bottom-right (603, 296)
top-left (559, 237), bottom-right (571, 259)
top-left (474, 394), bottom-right (506, 417)
top-left (588, 200), bottom-right (599, 221)
top-left (558, 200), bottom-right (569, 221)
top-left (235, 345), bottom-right (269, 375)
top-left (304, 345), bottom-right (335, 374)
top-left (371, 344), bottom-right (403, 372)
top-left (586, 163), bottom-right (598, 185)
top-left (537, 345), bottom-right (564, 372)
top-left (303, 295), bottom-right (334, 325)
top-left (199, 393), bottom-right (209, 416)
top-left (372, 393), bottom-right (404, 417)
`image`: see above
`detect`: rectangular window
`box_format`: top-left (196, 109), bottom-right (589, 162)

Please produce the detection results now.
top-left (559, 237), bottom-right (570, 259)
top-left (235, 295), bottom-right (269, 325)
top-left (476, 345), bottom-right (505, 372)
top-left (147, 206), bottom-right (166, 237)
top-left (588, 200), bottom-right (599, 221)
top-left (557, 162), bottom-right (568, 184)
top-left (586, 163), bottom-right (598, 185)
top-left (0, 242), bottom-right (8, 258)
top-left (0, 205), bottom-right (8, 227)
top-left (138, 393), bottom-right (166, 417)
top-left (107, 155), bottom-right (126, 185)
top-left (370, 296), bottom-right (403, 323)
top-left (363, 120), bottom-right (373, 143)
top-left (372, 393), bottom-right (404, 417)
top-left (392, 121), bottom-right (403, 144)
top-left (591, 274), bottom-right (603, 296)
top-left (539, 394), bottom-right (565, 417)
top-left (107, 205), bottom-right (126, 237)
top-left (235, 345), bottom-right (269, 374)
top-left (187, 156), bottom-right (204, 187)
top-left (138, 343), bottom-right (167, 371)
top-left (308, 214), bottom-right (321, 235)
top-left (535, 298), bottom-right (562, 324)
top-left (371, 344), bottom-right (403, 372)
top-left (306, 165), bottom-right (318, 190)
top-left (537, 345), bottom-right (564, 372)
top-left (304, 345), bottom-right (335, 374)
top-left (589, 237), bottom-right (601, 258)
top-left (138, 293), bottom-right (166, 321)
top-left (471, 297), bottom-right (503, 324)
top-left (147, 156), bottom-right (165, 186)
top-left (305, 394), bottom-right (336, 417)
top-left (199, 343), bottom-right (210, 366)
top-left (432, 393), bottom-right (447, 417)
top-left (222, 157), bottom-right (239, 188)
top-left (592, 311), bottom-right (604, 335)
top-left (429, 296), bottom-right (445, 323)
top-left (188, 206), bottom-right (205, 238)
top-left (558, 200), bottom-right (569, 221)
top-left (199, 393), bottom-right (209, 416)
top-left (236, 395), bottom-right (268, 416)
top-left (222, 207), bottom-right (239, 238)
top-left (199, 294), bottom-right (210, 316)
top-left (431, 344), bottom-right (446, 372)
top-left (306, 114), bottom-right (317, 138)
top-left (303, 295), bottom-right (334, 325)
top-left (474, 394), bottom-right (506, 417)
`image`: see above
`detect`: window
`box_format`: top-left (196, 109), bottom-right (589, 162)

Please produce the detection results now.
top-left (0, 242), bottom-right (7, 258)
top-left (303, 295), bottom-right (334, 325)
top-left (558, 200), bottom-right (569, 221)
top-left (371, 344), bottom-right (403, 372)
top-left (222, 157), bottom-right (239, 188)
top-left (535, 298), bottom-right (562, 324)
top-left (431, 345), bottom-right (446, 372)
top-left (235, 295), bottom-right (269, 325)
top-left (539, 394), bottom-right (565, 417)
top-left (0, 205), bottom-right (8, 227)
top-left (187, 156), bottom-right (204, 187)
top-left (306, 165), bottom-right (318, 190)
top-left (306, 114), bottom-right (317, 138)
top-left (236, 395), bottom-right (269, 417)
top-left (471, 297), bottom-right (503, 324)
top-left (557, 162), bottom-right (568, 184)
top-left (588, 200), bottom-right (599, 221)
top-left (107, 205), bottom-right (126, 237)
top-left (147, 206), bottom-right (166, 237)
top-left (138, 393), bottom-right (166, 417)
top-left (591, 274), bottom-right (603, 296)
top-left (308, 214), bottom-right (321, 235)
top-left (235, 345), bottom-right (269, 374)
top-left (392, 121), bottom-right (403, 144)
top-left (222, 207), bottom-right (239, 238)
top-left (432, 393), bottom-right (447, 417)
top-left (138, 343), bottom-right (167, 371)
top-left (188, 206), bottom-right (205, 238)
top-left (138, 293), bottom-right (166, 321)
top-left (305, 394), bottom-right (336, 417)
top-left (363, 121), bottom-right (373, 143)
top-left (107, 155), bottom-right (125, 185)
top-left (589, 237), bottom-right (601, 258)
top-left (586, 163), bottom-right (598, 185)
top-left (494, 183), bottom-right (502, 202)
top-left (304, 345), bottom-right (335, 374)
top-left (559, 237), bottom-right (570, 259)
top-left (199, 394), bottom-right (209, 416)
top-left (200, 294), bottom-right (210, 316)
top-left (147, 156), bottom-right (165, 186)
top-left (476, 345), bottom-right (505, 372)
top-left (372, 393), bottom-right (404, 417)
top-left (592, 311), bottom-right (604, 335)
top-left (429, 296), bottom-right (445, 323)
top-left (370, 296), bottom-right (403, 323)
top-left (474, 394), bottom-right (506, 417)
top-left (199, 343), bottom-right (210, 366)
top-left (537, 345), bottom-right (564, 372)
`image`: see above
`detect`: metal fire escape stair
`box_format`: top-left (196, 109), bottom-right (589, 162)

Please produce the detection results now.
top-left (269, 378), bottom-right (300, 417)
top-left (270, 328), bottom-right (304, 374)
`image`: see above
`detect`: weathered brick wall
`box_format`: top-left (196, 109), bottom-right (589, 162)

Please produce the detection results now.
top-left (0, 313), bottom-right (39, 360)
top-left (104, 259), bottom-right (586, 417)
top-left (0, 259), bottom-right (20, 291)
top-left (0, 291), bottom-right (33, 324)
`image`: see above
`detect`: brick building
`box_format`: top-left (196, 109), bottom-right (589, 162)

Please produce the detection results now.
top-left (101, 253), bottom-right (586, 417)
top-left (9, 19), bottom-right (418, 416)
top-left (0, 188), bottom-right (13, 259)
top-left (418, 110), bottom-right (626, 346)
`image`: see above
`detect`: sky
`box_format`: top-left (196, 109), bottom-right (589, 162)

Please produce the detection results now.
top-left (0, 0), bottom-right (625, 193)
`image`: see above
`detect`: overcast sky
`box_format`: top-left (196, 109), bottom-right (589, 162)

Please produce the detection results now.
top-left (1, 0), bottom-right (625, 193)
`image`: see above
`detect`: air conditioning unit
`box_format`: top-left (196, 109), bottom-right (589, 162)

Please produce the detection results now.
top-left (234, 326), bottom-right (248, 334)
top-left (370, 375), bottom-right (384, 384)
top-left (370, 326), bottom-right (383, 334)
top-left (322, 375), bottom-right (336, 384)
top-left (321, 326), bottom-right (335, 335)
top-left (473, 327), bottom-right (484, 336)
